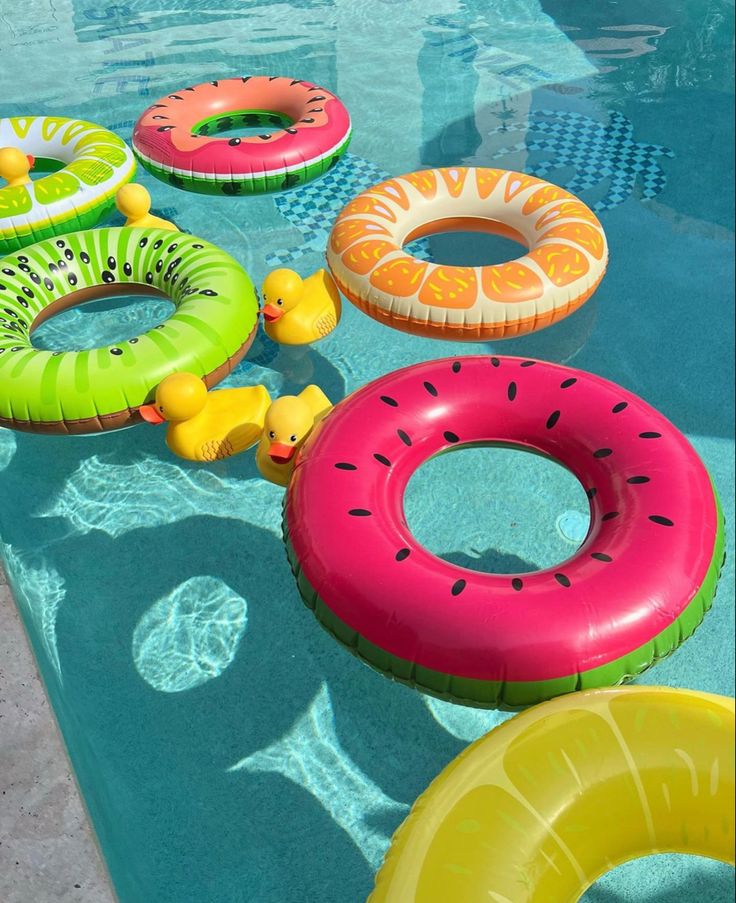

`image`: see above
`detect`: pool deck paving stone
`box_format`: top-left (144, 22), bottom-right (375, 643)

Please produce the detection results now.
top-left (0, 566), bottom-right (116, 903)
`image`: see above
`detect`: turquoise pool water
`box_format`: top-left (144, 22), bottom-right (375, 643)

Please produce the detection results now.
top-left (1, 1), bottom-right (734, 900)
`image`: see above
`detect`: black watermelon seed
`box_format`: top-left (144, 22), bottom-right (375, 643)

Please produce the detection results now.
top-left (348, 508), bottom-right (372, 517)
top-left (145, 272), bottom-right (153, 284)
top-left (153, 240), bottom-right (163, 250)
top-left (520, 360), bottom-right (536, 367)
top-left (48, 264), bottom-right (57, 274)
top-left (3, 308), bottom-right (16, 317)
top-left (380, 395), bottom-right (398, 407)
top-left (167, 244), bottom-right (178, 253)
top-left (258, 134), bottom-right (272, 140)
top-left (602, 511), bottom-right (619, 521)
top-left (43, 277), bottom-right (53, 291)
top-left (157, 126), bottom-right (175, 132)
top-left (649, 515), bottom-right (674, 527)
top-left (80, 252), bottom-right (90, 264)
top-left (169, 93), bottom-right (184, 99)
top-left (512, 578), bottom-right (523, 591)
top-left (2, 268), bottom-right (14, 276)
top-left (397, 429), bottom-right (412, 446)
top-left (228, 138), bottom-right (241, 146)
top-left (241, 76), bottom-right (251, 82)
top-left (593, 448), bottom-right (613, 458)
top-left (17, 255), bottom-right (28, 262)
top-left (586, 488), bottom-right (597, 500)
top-left (155, 260), bottom-right (163, 273)
top-left (627, 476), bottom-right (650, 484)
top-left (612, 402), bottom-right (628, 413)
top-left (507, 381), bottom-right (517, 401)
top-left (452, 361), bottom-right (461, 372)
top-left (29, 272), bottom-right (40, 284)
top-left (395, 548), bottom-right (410, 561)
top-left (308, 108), bottom-right (324, 113)
top-left (123, 262), bottom-right (132, 277)
top-left (22, 286), bottom-right (34, 298)
top-left (639, 431), bottom-right (662, 439)
top-left (110, 347), bottom-right (123, 355)
top-left (300, 118), bottom-right (315, 124)
top-left (192, 244), bottom-right (204, 249)
top-left (55, 240), bottom-right (65, 248)
top-left (334, 462), bottom-right (357, 470)
top-left (546, 410), bottom-right (560, 429)
top-left (451, 579), bottom-right (467, 596)
top-left (311, 96), bottom-right (326, 101)
top-left (19, 263), bottom-right (30, 273)
top-left (17, 297), bottom-right (29, 307)
top-left (152, 115), bottom-right (168, 120)
top-left (560, 377), bottom-right (577, 389)
top-left (68, 274), bottom-right (77, 286)
top-left (201, 289), bottom-right (218, 297)
top-left (139, 237), bottom-right (148, 248)
top-left (285, 128), bottom-right (298, 136)
top-left (57, 259), bottom-right (67, 269)
top-left (490, 356), bottom-right (500, 367)
top-left (423, 381), bottom-right (438, 396)
top-left (373, 453), bottom-right (391, 467)
top-left (129, 337), bottom-right (139, 344)
top-left (591, 552), bottom-right (613, 562)
top-left (101, 270), bottom-right (115, 283)
top-left (107, 256), bottom-right (116, 270)
top-left (554, 573), bottom-right (571, 587)
top-left (444, 431), bottom-right (459, 443)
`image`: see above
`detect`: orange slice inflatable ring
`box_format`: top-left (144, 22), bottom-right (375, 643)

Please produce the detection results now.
top-left (326, 167), bottom-right (609, 341)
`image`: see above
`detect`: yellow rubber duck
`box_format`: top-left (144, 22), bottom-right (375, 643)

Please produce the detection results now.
top-left (256, 385), bottom-right (332, 486)
top-left (139, 372), bottom-right (271, 462)
top-left (0, 147), bottom-right (34, 188)
top-left (115, 183), bottom-right (177, 231)
top-left (261, 268), bottom-right (341, 345)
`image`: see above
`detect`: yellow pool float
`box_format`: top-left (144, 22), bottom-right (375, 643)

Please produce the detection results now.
top-left (369, 686), bottom-right (735, 903)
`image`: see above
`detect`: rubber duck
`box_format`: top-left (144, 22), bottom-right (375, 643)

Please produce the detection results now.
top-left (261, 268), bottom-right (341, 345)
top-left (256, 385), bottom-right (332, 486)
top-left (115, 183), bottom-right (177, 231)
top-left (139, 371), bottom-right (271, 462)
top-left (0, 147), bottom-right (34, 188)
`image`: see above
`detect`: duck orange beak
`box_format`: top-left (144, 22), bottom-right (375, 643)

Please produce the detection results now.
top-left (262, 303), bottom-right (283, 323)
top-left (139, 404), bottom-right (165, 424)
top-left (26, 154), bottom-right (35, 169)
top-left (268, 442), bottom-right (296, 464)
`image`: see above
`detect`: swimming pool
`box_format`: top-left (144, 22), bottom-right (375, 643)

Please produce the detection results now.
top-left (1, 1), bottom-right (733, 901)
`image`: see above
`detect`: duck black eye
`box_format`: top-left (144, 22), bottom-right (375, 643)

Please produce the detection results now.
top-left (277, 298), bottom-right (283, 306)
top-left (289, 434), bottom-right (297, 442)
top-left (158, 406), bottom-right (164, 413)
top-left (268, 430), bottom-right (276, 439)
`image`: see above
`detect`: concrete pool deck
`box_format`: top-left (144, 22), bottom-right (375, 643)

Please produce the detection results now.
top-left (0, 566), bottom-right (115, 903)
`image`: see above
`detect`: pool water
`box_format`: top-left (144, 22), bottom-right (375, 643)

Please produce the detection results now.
top-left (1, 1), bottom-right (734, 901)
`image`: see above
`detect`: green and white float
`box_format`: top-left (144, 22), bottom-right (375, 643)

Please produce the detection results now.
top-left (0, 228), bottom-right (259, 434)
top-left (0, 116), bottom-right (136, 255)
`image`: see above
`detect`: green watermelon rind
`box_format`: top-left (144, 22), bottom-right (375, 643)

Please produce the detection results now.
top-left (133, 130), bottom-right (352, 196)
top-left (282, 486), bottom-right (725, 710)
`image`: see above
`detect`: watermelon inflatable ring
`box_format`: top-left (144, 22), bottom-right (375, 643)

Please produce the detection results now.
top-left (132, 76), bottom-right (351, 195)
top-left (326, 167), bottom-right (608, 341)
top-left (283, 356), bottom-right (725, 708)
top-left (0, 115), bottom-right (136, 256)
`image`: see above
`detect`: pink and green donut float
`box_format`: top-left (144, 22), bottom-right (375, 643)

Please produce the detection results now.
top-left (132, 76), bottom-right (351, 195)
top-left (283, 356), bottom-right (725, 708)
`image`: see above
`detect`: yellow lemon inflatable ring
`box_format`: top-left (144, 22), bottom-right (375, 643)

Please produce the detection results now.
top-left (369, 686), bottom-right (735, 902)
top-left (327, 167), bottom-right (608, 341)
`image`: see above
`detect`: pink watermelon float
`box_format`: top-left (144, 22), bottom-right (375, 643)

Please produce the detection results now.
top-left (132, 76), bottom-right (351, 195)
top-left (283, 356), bottom-right (725, 708)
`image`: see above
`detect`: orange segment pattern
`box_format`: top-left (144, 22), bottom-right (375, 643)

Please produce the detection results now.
top-left (528, 243), bottom-right (590, 286)
top-left (369, 178), bottom-right (411, 210)
top-left (536, 200), bottom-right (602, 230)
top-left (403, 170), bottom-right (437, 199)
top-left (481, 261), bottom-right (545, 302)
top-left (370, 255), bottom-right (429, 296)
top-left (439, 167), bottom-right (469, 198)
top-left (523, 183), bottom-right (575, 214)
top-left (539, 221), bottom-right (606, 260)
top-left (418, 266), bottom-right (478, 309)
top-left (330, 218), bottom-right (392, 254)
top-left (504, 173), bottom-right (542, 202)
top-left (341, 240), bottom-right (396, 275)
top-left (340, 193), bottom-right (398, 222)
top-left (475, 167), bottom-right (506, 199)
